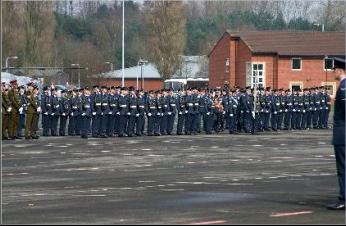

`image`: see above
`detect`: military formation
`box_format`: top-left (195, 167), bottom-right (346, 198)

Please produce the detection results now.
top-left (2, 80), bottom-right (331, 140)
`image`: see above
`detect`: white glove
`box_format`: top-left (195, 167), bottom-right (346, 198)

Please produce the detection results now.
top-left (71, 112), bottom-right (74, 117)
top-left (148, 113), bottom-right (152, 117)
top-left (116, 112), bottom-right (120, 115)
top-left (185, 110), bottom-right (188, 114)
top-left (62, 113), bottom-right (66, 116)
top-left (230, 113), bottom-right (234, 117)
top-left (37, 107), bottom-right (41, 113)
top-left (223, 111), bottom-right (226, 115)
top-left (19, 107), bottom-right (23, 113)
top-left (108, 112), bottom-right (112, 115)
top-left (206, 112), bottom-right (210, 115)
top-left (51, 113), bottom-right (55, 116)
top-left (127, 112), bottom-right (131, 115)
top-left (168, 112), bottom-right (172, 115)
top-left (252, 111), bottom-right (255, 118)
top-left (157, 113), bottom-right (161, 116)
top-left (273, 111), bottom-right (277, 114)
top-left (179, 111), bottom-right (182, 115)
top-left (7, 107), bottom-right (12, 113)
top-left (44, 112), bottom-right (49, 115)
top-left (56, 105), bottom-right (60, 108)
top-left (136, 113), bottom-right (140, 117)
top-left (82, 113), bottom-right (86, 116)
top-left (92, 112), bottom-right (96, 116)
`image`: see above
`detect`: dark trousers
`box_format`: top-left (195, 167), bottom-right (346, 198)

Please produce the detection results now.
top-left (271, 112), bottom-right (278, 131)
top-left (196, 113), bottom-right (202, 132)
top-left (59, 116), bottom-right (68, 136)
top-left (128, 115), bottom-right (136, 136)
top-left (81, 116), bottom-right (91, 138)
top-left (42, 114), bottom-right (51, 136)
top-left (323, 109), bottom-right (330, 128)
top-left (50, 115), bottom-right (59, 136)
top-left (264, 112), bottom-right (270, 130)
top-left (107, 114), bottom-right (115, 136)
top-left (160, 115), bottom-right (168, 135)
top-left (92, 115), bottom-right (101, 136)
top-left (177, 113), bottom-right (185, 134)
top-left (114, 114), bottom-right (120, 134)
top-left (277, 112), bottom-right (284, 129)
top-left (68, 115), bottom-right (77, 135)
top-left (136, 115), bottom-right (145, 135)
top-left (185, 113), bottom-right (193, 134)
top-left (17, 114), bottom-right (25, 136)
top-left (283, 111), bottom-right (291, 129)
top-left (204, 113), bottom-right (213, 134)
top-left (334, 145), bottom-right (345, 202)
top-left (228, 114), bottom-right (237, 133)
top-left (118, 115), bottom-right (128, 136)
top-left (101, 114), bottom-right (111, 136)
top-left (313, 110), bottom-right (320, 128)
top-left (167, 113), bottom-right (175, 135)
top-left (76, 116), bottom-right (82, 135)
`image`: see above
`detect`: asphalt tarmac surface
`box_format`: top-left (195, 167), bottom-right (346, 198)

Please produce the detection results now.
top-left (2, 129), bottom-right (345, 224)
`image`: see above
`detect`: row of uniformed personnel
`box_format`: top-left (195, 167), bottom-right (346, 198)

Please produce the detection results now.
top-left (2, 83), bottom-right (331, 139)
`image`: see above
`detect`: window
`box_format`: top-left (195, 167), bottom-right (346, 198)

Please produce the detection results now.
top-left (290, 81), bottom-right (303, 92)
top-left (324, 57), bottom-right (334, 70)
top-left (292, 58), bottom-right (302, 70)
top-left (225, 58), bottom-right (230, 73)
top-left (322, 82), bottom-right (336, 97)
top-left (251, 63), bottom-right (265, 88)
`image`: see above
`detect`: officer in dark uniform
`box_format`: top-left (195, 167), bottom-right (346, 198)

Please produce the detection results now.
top-left (50, 89), bottom-right (60, 136)
top-left (302, 88), bottom-right (311, 130)
top-left (127, 87), bottom-right (138, 137)
top-left (108, 86), bottom-right (117, 137)
top-left (146, 90), bottom-right (159, 136)
top-left (277, 89), bottom-right (285, 130)
top-left (283, 89), bottom-right (293, 130)
top-left (263, 87), bottom-right (272, 131)
top-left (323, 88), bottom-right (332, 129)
top-left (271, 89), bottom-right (280, 131)
top-left (114, 87), bottom-right (121, 135)
top-left (80, 87), bottom-right (92, 139)
top-left (159, 90), bottom-right (169, 135)
top-left (100, 86), bottom-right (110, 138)
top-left (136, 90), bottom-right (146, 136)
top-left (185, 89), bottom-right (195, 135)
top-left (118, 87), bottom-right (129, 137)
top-left (91, 85), bottom-right (102, 137)
top-left (41, 87), bottom-right (51, 136)
top-left (227, 89), bottom-right (239, 134)
top-left (167, 89), bottom-right (177, 135)
top-left (68, 89), bottom-right (80, 136)
top-left (204, 90), bottom-right (214, 134)
top-left (59, 90), bottom-right (70, 136)
top-left (176, 90), bottom-right (186, 135)
top-left (327, 57), bottom-right (345, 210)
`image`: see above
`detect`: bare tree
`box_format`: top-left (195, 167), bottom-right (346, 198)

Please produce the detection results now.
top-left (144, 1), bottom-right (186, 80)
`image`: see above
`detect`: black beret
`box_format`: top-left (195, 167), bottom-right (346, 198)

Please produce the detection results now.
top-left (334, 57), bottom-right (345, 69)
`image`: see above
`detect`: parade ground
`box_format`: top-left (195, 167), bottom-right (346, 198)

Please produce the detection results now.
top-left (2, 129), bottom-right (345, 225)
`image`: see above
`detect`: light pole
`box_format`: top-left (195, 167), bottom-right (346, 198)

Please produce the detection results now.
top-left (71, 64), bottom-right (80, 88)
top-left (138, 59), bottom-right (148, 90)
top-left (5, 56), bottom-right (18, 72)
top-left (325, 55), bottom-right (328, 90)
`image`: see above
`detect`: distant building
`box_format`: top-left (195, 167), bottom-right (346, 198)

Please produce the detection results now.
top-left (208, 31), bottom-right (345, 97)
top-left (165, 56), bottom-right (209, 90)
top-left (96, 63), bottom-right (164, 91)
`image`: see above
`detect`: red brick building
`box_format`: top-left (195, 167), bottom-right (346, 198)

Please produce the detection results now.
top-left (208, 31), bottom-right (345, 96)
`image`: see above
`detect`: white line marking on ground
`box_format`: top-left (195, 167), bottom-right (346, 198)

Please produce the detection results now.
top-left (270, 211), bottom-right (313, 217)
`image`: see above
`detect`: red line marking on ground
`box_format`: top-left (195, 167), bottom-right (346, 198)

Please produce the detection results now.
top-left (270, 211), bottom-right (313, 217)
top-left (189, 220), bottom-right (227, 225)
